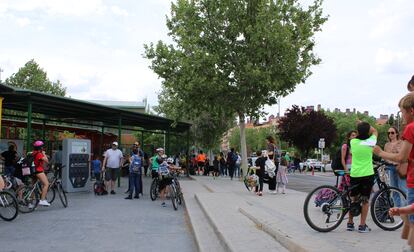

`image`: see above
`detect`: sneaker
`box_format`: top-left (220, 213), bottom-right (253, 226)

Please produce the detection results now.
top-left (39, 200), bottom-right (51, 207)
top-left (161, 202), bottom-right (166, 207)
top-left (110, 190), bottom-right (116, 195)
top-left (346, 223), bottom-right (355, 231)
top-left (269, 190), bottom-right (277, 194)
top-left (258, 192), bottom-right (263, 196)
top-left (134, 195), bottom-right (139, 199)
top-left (125, 195), bottom-right (132, 200)
top-left (358, 224), bottom-right (371, 233)
top-left (28, 203), bottom-right (35, 209)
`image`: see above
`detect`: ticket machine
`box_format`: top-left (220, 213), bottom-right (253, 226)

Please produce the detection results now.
top-left (62, 139), bottom-right (91, 193)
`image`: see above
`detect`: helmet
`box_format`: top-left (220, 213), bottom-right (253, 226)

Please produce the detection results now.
top-left (156, 147), bottom-right (164, 152)
top-left (33, 140), bottom-right (44, 147)
top-left (167, 158), bottom-right (174, 164)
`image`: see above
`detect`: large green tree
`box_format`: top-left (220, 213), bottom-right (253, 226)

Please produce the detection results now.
top-left (5, 59), bottom-right (66, 96)
top-left (145, 0), bottom-right (327, 170)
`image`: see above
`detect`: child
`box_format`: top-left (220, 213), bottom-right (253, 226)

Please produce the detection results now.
top-left (276, 156), bottom-right (288, 194)
top-left (374, 92), bottom-right (414, 246)
top-left (91, 154), bottom-right (102, 181)
top-left (125, 149), bottom-right (142, 200)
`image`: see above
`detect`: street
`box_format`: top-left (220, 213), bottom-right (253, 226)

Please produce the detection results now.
top-left (0, 176), bottom-right (196, 252)
top-left (286, 172), bottom-right (337, 192)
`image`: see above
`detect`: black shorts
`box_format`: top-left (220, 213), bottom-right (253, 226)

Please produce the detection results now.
top-left (159, 176), bottom-right (173, 191)
top-left (105, 168), bottom-right (119, 181)
top-left (350, 175), bottom-right (374, 198)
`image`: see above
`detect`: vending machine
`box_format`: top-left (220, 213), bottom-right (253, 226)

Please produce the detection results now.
top-left (62, 139), bottom-right (91, 193)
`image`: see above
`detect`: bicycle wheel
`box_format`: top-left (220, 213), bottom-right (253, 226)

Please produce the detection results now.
top-left (47, 185), bottom-right (56, 204)
top-left (16, 185), bottom-right (39, 213)
top-left (0, 190), bottom-right (19, 221)
top-left (150, 179), bottom-right (158, 201)
top-left (371, 186), bottom-right (406, 231)
top-left (56, 183), bottom-right (68, 208)
top-left (170, 184), bottom-right (178, 211)
top-left (303, 185), bottom-right (346, 232)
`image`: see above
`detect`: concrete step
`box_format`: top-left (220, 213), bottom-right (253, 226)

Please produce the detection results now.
top-left (181, 180), bottom-right (227, 252)
top-left (195, 192), bottom-right (288, 252)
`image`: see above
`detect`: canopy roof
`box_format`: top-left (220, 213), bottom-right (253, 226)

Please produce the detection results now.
top-left (0, 84), bottom-right (190, 133)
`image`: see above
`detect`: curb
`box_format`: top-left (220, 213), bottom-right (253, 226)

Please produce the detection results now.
top-left (194, 194), bottom-right (233, 252)
top-left (239, 207), bottom-right (308, 252)
top-left (181, 195), bottom-right (202, 252)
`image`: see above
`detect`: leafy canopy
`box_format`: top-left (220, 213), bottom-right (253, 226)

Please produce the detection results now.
top-left (5, 59), bottom-right (66, 96)
top-left (278, 105), bottom-right (336, 157)
top-left (145, 0), bottom-right (327, 119)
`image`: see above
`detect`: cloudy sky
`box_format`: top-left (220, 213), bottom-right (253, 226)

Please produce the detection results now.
top-left (0, 0), bottom-right (413, 118)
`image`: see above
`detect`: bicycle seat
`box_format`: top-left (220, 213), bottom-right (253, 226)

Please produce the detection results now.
top-left (333, 170), bottom-right (348, 176)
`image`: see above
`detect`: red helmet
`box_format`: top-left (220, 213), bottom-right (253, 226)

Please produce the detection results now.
top-left (33, 140), bottom-right (44, 147)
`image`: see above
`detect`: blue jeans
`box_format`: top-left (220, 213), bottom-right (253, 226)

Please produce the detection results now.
top-left (129, 173), bottom-right (142, 196)
top-left (408, 188), bottom-right (414, 223)
top-left (388, 165), bottom-right (408, 207)
top-left (234, 164), bottom-right (240, 177)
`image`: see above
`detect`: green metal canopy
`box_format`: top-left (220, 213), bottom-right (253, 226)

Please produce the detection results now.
top-left (0, 84), bottom-right (191, 133)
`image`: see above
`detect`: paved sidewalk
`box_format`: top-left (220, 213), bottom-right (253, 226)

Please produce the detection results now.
top-left (183, 176), bottom-right (405, 252)
top-left (0, 176), bottom-right (196, 252)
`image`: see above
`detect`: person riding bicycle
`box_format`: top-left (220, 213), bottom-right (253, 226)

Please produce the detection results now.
top-left (32, 140), bottom-right (51, 207)
top-left (158, 157), bottom-right (180, 207)
top-left (347, 121), bottom-right (377, 232)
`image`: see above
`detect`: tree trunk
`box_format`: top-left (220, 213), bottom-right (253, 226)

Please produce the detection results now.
top-left (239, 113), bottom-right (248, 179)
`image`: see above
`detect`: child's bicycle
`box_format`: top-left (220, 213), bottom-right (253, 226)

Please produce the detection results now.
top-left (243, 166), bottom-right (259, 191)
top-left (303, 161), bottom-right (406, 232)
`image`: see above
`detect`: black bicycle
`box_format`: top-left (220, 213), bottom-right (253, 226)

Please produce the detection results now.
top-left (150, 176), bottom-right (159, 201)
top-left (303, 161), bottom-right (406, 232)
top-left (0, 190), bottom-right (19, 221)
top-left (47, 166), bottom-right (68, 208)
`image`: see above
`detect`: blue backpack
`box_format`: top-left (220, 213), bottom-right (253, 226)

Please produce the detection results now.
top-left (130, 155), bottom-right (142, 174)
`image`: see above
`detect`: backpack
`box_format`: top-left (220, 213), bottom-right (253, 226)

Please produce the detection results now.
top-left (94, 179), bottom-right (107, 195)
top-left (331, 145), bottom-right (349, 170)
top-left (131, 155), bottom-right (142, 174)
top-left (20, 153), bottom-right (37, 176)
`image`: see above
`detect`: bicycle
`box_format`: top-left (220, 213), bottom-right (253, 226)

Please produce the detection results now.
top-left (150, 176), bottom-right (159, 201)
top-left (47, 166), bottom-right (68, 208)
top-left (0, 190), bottom-right (19, 221)
top-left (303, 161), bottom-right (406, 232)
top-left (171, 170), bottom-right (183, 205)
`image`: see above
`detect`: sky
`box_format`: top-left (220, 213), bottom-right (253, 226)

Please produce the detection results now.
top-left (0, 0), bottom-right (413, 119)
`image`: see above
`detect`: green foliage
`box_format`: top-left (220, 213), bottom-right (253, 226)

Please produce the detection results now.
top-left (5, 59), bottom-right (66, 96)
top-left (144, 0), bottom-right (327, 159)
top-left (229, 126), bottom-right (274, 154)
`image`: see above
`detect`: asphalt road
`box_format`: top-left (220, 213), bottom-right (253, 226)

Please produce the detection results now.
top-left (0, 176), bottom-right (196, 252)
top-left (286, 172), bottom-right (337, 193)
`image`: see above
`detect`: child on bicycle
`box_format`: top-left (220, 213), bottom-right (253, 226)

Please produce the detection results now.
top-left (374, 92), bottom-right (414, 248)
top-left (347, 121), bottom-right (377, 233)
top-left (158, 157), bottom-right (180, 207)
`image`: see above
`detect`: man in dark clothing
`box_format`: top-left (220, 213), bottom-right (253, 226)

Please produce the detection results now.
top-left (227, 148), bottom-right (237, 180)
top-left (255, 151), bottom-right (266, 196)
top-left (1, 145), bottom-right (18, 176)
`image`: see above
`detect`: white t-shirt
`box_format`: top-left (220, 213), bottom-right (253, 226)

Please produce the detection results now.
top-left (104, 148), bottom-right (123, 169)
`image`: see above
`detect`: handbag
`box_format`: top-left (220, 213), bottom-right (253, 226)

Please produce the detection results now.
top-left (265, 158), bottom-right (276, 178)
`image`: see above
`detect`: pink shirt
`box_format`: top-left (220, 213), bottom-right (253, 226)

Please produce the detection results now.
top-left (342, 144), bottom-right (352, 165)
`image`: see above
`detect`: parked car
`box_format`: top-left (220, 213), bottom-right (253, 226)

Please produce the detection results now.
top-left (300, 159), bottom-right (323, 171)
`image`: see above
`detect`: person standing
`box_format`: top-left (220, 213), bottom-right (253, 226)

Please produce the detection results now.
top-left (125, 149), bottom-right (142, 200)
top-left (196, 150), bottom-right (206, 175)
top-left (276, 157), bottom-right (288, 194)
top-left (235, 152), bottom-right (241, 178)
top-left (91, 154), bottom-right (102, 181)
top-left (219, 152), bottom-right (227, 177)
top-left (102, 142), bottom-right (123, 195)
top-left (266, 136), bottom-right (278, 194)
top-left (255, 151), bottom-right (266, 196)
top-left (1, 145), bottom-right (18, 176)
top-left (227, 148), bottom-right (237, 180)
top-left (32, 141), bottom-right (50, 206)
top-left (384, 126), bottom-right (407, 198)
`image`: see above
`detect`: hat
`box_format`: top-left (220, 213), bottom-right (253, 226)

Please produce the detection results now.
top-left (156, 147), bottom-right (164, 152)
top-left (112, 141), bottom-right (118, 146)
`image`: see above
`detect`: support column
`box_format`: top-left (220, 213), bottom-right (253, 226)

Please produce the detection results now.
top-left (140, 131), bottom-right (144, 149)
top-left (117, 116), bottom-right (122, 188)
top-left (42, 119), bottom-right (46, 141)
top-left (100, 126), bottom-right (104, 156)
top-left (186, 129), bottom-right (190, 177)
top-left (166, 128), bottom-right (170, 156)
top-left (26, 101), bottom-right (32, 153)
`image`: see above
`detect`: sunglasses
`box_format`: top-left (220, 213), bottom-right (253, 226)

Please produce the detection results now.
top-left (387, 132), bottom-right (396, 135)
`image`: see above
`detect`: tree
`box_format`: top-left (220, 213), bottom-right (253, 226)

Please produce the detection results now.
top-left (278, 106), bottom-right (336, 157)
top-left (387, 114), bottom-right (395, 126)
top-left (5, 59), bottom-right (66, 96)
top-left (144, 0), bottom-right (327, 170)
